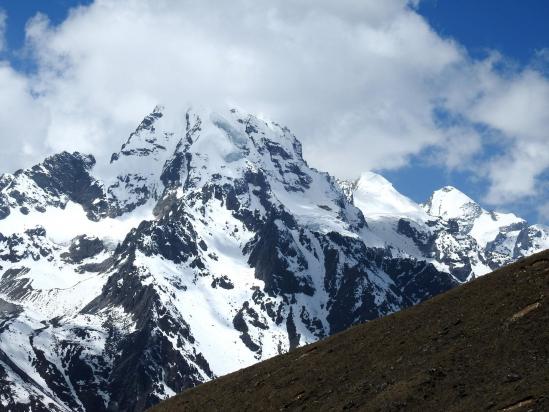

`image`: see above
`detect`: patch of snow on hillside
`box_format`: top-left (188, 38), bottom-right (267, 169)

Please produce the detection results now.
top-left (470, 211), bottom-right (525, 248)
top-left (0, 201), bottom-right (154, 245)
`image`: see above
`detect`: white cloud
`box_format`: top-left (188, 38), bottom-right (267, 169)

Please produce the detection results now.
top-left (0, 0), bottom-right (548, 213)
top-left (0, 63), bottom-right (50, 171)
top-left (443, 60), bottom-right (549, 204)
top-left (16, 0), bottom-right (462, 174)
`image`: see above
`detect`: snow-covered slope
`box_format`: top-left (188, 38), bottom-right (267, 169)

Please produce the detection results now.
top-left (0, 106), bottom-right (547, 411)
top-left (343, 175), bottom-right (548, 282)
top-left (424, 186), bottom-right (526, 248)
top-left (353, 172), bottom-right (429, 221)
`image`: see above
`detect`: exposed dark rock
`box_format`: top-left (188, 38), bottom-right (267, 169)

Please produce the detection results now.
top-left (27, 151), bottom-right (108, 220)
top-left (61, 235), bottom-right (105, 264)
top-left (247, 217), bottom-right (314, 297)
top-left (211, 275), bottom-right (234, 289)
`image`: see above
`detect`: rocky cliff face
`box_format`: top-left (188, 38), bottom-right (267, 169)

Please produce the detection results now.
top-left (0, 107), bottom-right (547, 411)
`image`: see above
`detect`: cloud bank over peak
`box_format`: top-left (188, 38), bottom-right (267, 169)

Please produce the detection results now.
top-left (0, 0), bottom-right (548, 218)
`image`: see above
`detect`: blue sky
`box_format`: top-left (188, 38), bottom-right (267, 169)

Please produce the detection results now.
top-left (419, 0), bottom-right (549, 64)
top-left (1, 1), bottom-right (89, 51)
top-left (0, 0), bottom-right (92, 72)
top-left (0, 0), bottom-right (548, 223)
top-left (2, 1), bottom-right (88, 45)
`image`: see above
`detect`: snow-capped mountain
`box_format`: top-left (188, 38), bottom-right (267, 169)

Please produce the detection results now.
top-left (0, 106), bottom-right (547, 411)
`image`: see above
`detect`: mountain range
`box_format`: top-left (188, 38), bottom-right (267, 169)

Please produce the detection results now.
top-left (0, 106), bottom-right (547, 411)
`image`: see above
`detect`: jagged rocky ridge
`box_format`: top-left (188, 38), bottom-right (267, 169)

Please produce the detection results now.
top-left (0, 106), bottom-right (547, 411)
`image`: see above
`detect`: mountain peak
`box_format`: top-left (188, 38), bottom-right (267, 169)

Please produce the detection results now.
top-left (357, 171), bottom-right (392, 187)
top-left (110, 106), bottom-right (169, 164)
top-left (424, 185), bottom-right (479, 220)
top-left (352, 171), bottom-right (428, 220)
top-left (1, 106), bottom-right (548, 412)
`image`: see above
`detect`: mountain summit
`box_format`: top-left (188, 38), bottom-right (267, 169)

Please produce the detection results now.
top-left (0, 106), bottom-right (547, 411)
top-left (424, 185), bottom-right (479, 220)
top-left (352, 172), bottom-right (429, 220)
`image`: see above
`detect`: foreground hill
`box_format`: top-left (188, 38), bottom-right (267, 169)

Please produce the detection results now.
top-left (151, 249), bottom-right (549, 412)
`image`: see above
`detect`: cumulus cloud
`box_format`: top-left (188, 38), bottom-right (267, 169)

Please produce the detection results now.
top-left (440, 59), bottom-right (549, 205)
top-left (474, 71), bottom-right (549, 204)
top-left (6, 0), bottom-right (464, 173)
top-left (0, 63), bottom-right (50, 171)
top-left (0, 0), bottom-right (548, 214)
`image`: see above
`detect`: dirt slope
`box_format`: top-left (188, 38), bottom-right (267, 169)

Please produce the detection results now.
top-left (150, 250), bottom-right (549, 412)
